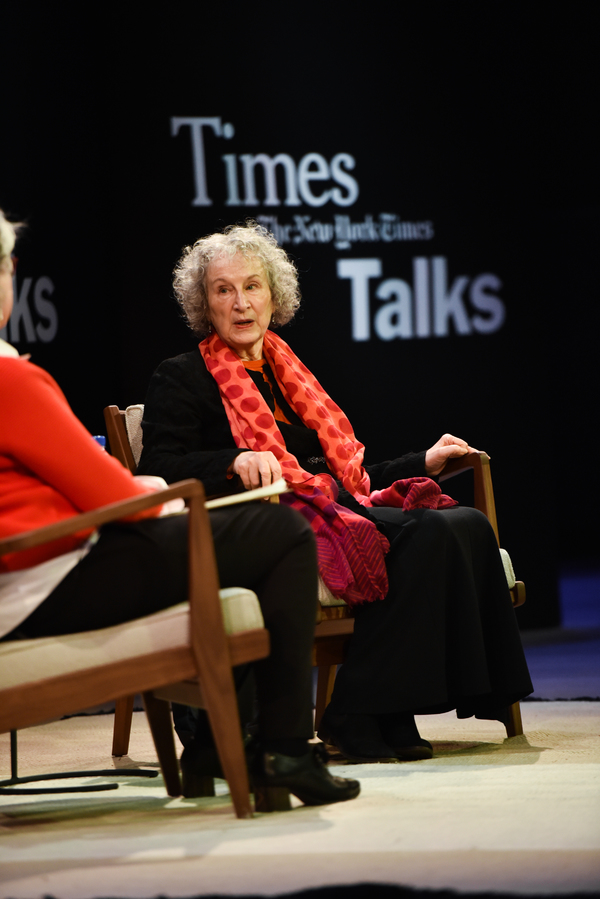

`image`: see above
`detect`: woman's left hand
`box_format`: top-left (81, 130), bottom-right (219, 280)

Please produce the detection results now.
top-left (425, 433), bottom-right (478, 476)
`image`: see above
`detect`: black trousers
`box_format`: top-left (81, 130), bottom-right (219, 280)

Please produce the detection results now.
top-left (330, 506), bottom-right (533, 719)
top-left (15, 503), bottom-right (318, 742)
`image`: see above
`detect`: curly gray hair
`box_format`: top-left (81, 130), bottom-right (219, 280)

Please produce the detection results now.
top-left (173, 222), bottom-right (301, 336)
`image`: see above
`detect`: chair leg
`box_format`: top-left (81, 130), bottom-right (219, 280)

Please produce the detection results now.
top-left (314, 664), bottom-right (338, 731)
top-left (202, 685), bottom-right (253, 819)
top-left (142, 692), bottom-right (182, 797)
top-left (504, 701), bottom-right (524, 737)
top-left (209, 718), bottom-right (253, 818)
top-left (112, 695), bottom-right (134, 756)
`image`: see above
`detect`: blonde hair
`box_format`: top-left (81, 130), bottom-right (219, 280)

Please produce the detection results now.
top-left (173, 222), bottom-right (301, 336)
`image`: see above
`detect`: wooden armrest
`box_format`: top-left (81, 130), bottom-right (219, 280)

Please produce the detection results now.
top-left (438, 451), bottom-right (499, 543)
top-left (438, 450), bottom-right (490, 480)
top-left (0, 479), bottom-right (204, 557)
top-left (439, 453), bottom-right (521, 601)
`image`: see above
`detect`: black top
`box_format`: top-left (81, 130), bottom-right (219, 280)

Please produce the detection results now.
top-left (137, 349), bottom-right (428, 519)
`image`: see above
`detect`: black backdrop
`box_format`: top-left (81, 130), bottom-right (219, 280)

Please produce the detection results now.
top-left (3, 6), bottom-right (598, 628)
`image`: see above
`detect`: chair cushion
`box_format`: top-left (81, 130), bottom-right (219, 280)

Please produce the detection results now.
top-left (218, 586), bottom-right (265, 633)
top-left (0, 587), bottom-right (263, 689)
top-left (124, 404), bottom-right (144, 467)
top-left (318, 577), bottom-right (347, 607)
top-left (499, 548), bottom-right (516, 590)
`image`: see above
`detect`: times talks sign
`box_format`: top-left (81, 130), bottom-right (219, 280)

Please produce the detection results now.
top-left (171, 116), bottom-right (506, 343)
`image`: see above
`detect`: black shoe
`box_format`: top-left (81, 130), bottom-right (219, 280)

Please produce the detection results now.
top-left (378, 714), bottom-right (433, 761)
top-left (179, 740), bottom-right (221, 798)
top-left (317, 709), bottom-right (398, 763)
top-left (179, 733), bottom-right (261, 798)
top-left (252, 742), bottom-right (360, 811)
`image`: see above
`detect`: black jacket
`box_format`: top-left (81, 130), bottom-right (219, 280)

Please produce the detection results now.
top-left (137, 350), bottom-right (428, 508)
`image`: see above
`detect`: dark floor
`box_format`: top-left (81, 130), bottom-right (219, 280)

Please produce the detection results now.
top-left (521, 565), bottom-right (600, 701)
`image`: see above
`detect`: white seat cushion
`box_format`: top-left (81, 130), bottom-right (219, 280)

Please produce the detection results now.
top-left (499, 548), bottom-right (516, 590)
top-left (318, 577), bottom-right (347, 607)
top-left (0, 587), bottom-right (263, 689)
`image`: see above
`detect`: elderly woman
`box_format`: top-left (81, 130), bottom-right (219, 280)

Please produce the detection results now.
top-left (138, 222), bottom-right (533, 762)
top-left (0, 210), bottom-right (359, 808)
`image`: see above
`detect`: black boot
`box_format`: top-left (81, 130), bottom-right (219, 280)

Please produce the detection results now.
top-left (251, 742), bottom-right (360, 811)
top-left (317, 707), bottom-right (398, 762)
top-left (179, 733), bottom-right (262, 798)
top-left (378, 713), bottom-right (433, 761)
top-left (179, 738), bottom-right (221, 798)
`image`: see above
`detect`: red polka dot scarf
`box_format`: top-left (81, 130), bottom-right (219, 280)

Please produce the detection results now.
top-left (200, 331), bottom-right (456, 605)
top-left (201, 331), bottom-right (371, 499)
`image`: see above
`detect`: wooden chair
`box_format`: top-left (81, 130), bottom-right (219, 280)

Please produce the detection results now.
top-left (313, 451), bottom-right (526, 738)
top-left (0, 480), bottom-right (270, 818)
top-left (104, 405), bottom-right (526, 744)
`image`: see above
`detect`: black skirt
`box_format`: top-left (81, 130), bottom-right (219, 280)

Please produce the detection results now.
top-left (330, 506), bottom-right (533, 719)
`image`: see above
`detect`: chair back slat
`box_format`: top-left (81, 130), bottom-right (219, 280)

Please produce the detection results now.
top-left (103, 405), bottom-right (137, 473)
top-left (124, 404), bottom-right (144, 467)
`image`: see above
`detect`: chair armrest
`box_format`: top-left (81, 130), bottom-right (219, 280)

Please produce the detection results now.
top-left (438, 450), bottom-right (490, 479)
top-left (438, 451), bottom-right (499, 543)
top-left (0, 480), bottom-right (205, 557)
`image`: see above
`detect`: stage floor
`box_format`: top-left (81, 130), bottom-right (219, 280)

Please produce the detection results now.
top-left (1, 698), bottom-right (599, 898)
top-left (2, 568), bottom-right (599, 898)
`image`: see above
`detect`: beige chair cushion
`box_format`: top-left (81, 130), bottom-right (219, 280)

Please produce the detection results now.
top-left (318, 577), bottom-right (346, 607)
top-left (499, 548), bottom-right (516, 590)
top-left (0, 587), bottom-right (263, 689)
top-left (124, 404), bottom-right (145, 467)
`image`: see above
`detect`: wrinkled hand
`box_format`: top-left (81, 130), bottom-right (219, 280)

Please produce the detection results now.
top-left (425, 433), bottom-right (477, 476)
top-left (233, 451), bottom-right (283, 490)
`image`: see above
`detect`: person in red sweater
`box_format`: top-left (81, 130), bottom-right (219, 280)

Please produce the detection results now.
top-left (0, 210), bottom-right (360, 808)
top-left (1, 358), bottom-right (166, 573)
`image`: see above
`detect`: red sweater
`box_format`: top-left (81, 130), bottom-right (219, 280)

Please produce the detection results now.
top-left (0, 359), bottom-right (159, 572)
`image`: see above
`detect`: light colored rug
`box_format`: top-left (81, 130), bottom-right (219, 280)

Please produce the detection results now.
top-left (1, 702), bottom-right (599, 898)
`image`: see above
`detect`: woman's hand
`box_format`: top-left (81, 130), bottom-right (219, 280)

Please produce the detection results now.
top-left (133, 474), bottom-right (169, 492)
top-left (425, 433), bottom-right (478, 477)
top-left (133, 474), bottom-right (186, 515)
top-left (232, 451), bottom-right (283, 490)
